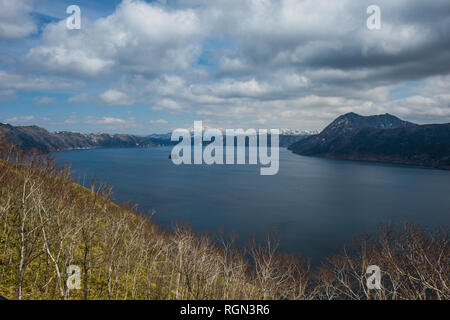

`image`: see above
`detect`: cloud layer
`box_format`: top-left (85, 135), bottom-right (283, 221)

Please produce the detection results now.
top-left (1, 0), bottom-right (450, 132)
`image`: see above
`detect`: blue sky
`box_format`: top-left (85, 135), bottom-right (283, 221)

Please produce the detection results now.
top-left (1, 0), bottom-right (449, 134)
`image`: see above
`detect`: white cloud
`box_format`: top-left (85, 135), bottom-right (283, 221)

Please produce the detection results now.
top-left (0, 71), bottom-right (81, 91)
top-left (68, 93), bottom-right (90, 103)
top-left (99, 89), bottom-right (133, 106)
top-left (33, 96), bottom-right (56, 105)
top-left (0, 89), bottom-right (16, 101)
top-left (4, 115), bottom-right (35, 124)
top-left (150, 119), bottom-right (168, 124)
top-left (0, 0), bottom-right (36, 39)
top-left (152, 99), bottom-right (182, 112)
top-left (64, 116), bottom-right (77, 124)
top-left (101, 117), bottom-right (126, 124)
top-left (384, 75), bottom-right (450, 122)
top-left (25, 0), bottom-right (204, 76)
top-left (85, 116), bottom-right (136, 128)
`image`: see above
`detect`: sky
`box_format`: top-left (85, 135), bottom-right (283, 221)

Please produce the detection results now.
top-left (0, 0), bottom-right (449, 134)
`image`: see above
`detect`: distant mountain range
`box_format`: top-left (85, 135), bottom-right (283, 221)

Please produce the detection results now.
top-left (289, 113), bottom-right (450, 169)
top-left (0, 123), bottom-right (315, 152)
top-left (2, 114), bottom-right (450, 170)
top-left (280, 128), bottom-right (320, 135)
top-left (0, 123), bottom-right (175, 153)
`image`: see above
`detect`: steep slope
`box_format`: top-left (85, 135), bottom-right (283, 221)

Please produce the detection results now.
top-left (289, 113), bottom-right (450, 169)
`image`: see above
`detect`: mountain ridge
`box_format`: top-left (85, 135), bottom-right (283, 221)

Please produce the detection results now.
top-left (0, 123), bottom-right (175, 153)
top-left (289, 113), bottom-right (450, 169)
top-left (0, 123), bottom-right (316, 151)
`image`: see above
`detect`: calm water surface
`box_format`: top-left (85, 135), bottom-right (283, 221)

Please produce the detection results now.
top-left (57, 147), bottom-right (450, 263)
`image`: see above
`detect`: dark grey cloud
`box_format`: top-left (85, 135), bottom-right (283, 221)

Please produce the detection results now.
top-left (210, 0), bottom-right (450, 84)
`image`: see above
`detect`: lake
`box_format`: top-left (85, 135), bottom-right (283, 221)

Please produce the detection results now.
top-left (57, 147), bottom-right (450, 263)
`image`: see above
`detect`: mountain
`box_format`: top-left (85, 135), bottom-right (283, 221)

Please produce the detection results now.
top-left (147, 133), bottom-right (172, 140)
top-left (288, 113), bottom-right (450, 169)
top-left (280, 128), bottom-right (320, 135)
top-left (279, 134), bottom-right (311, 147)
top-left (0, 123), bottom-right (175, 153)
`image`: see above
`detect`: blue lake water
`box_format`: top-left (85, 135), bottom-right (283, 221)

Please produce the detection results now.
top-left (57, 147), bottom-right (450, 263)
